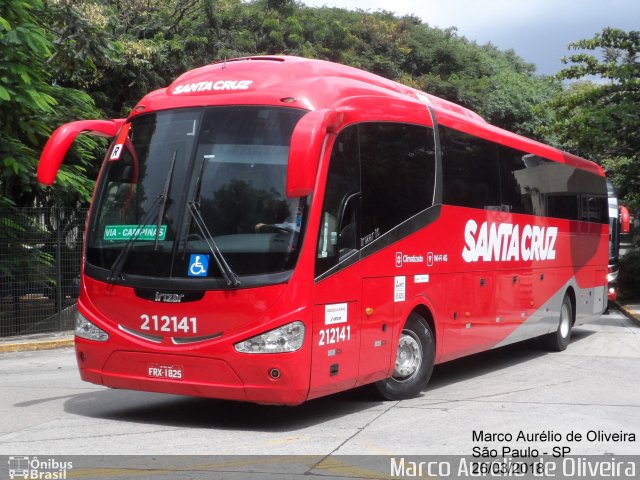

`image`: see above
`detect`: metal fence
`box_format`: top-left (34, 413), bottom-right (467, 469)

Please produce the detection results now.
top-left (0, 207), bottom-right (88, 337)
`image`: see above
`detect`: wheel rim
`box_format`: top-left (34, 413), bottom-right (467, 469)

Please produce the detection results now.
top-left (393, 329), bottom-right (422, 380)
top-left (560, 302), bottom-right (571, 338)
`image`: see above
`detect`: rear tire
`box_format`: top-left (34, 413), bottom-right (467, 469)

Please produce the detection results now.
top-left (541, 293), bottom-right (573, 351)
top-left (373, 313), bottom-right (435, 400)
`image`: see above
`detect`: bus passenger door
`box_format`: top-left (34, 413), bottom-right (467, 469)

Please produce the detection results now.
top-left (357, 277), bottom-right (395, 385)
top-left (309, 295), bottom-right (361, 400)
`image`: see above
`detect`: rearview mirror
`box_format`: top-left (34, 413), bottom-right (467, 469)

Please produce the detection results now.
top-left (38, 119), bottom-right (126, 185)
top-left (286, 109), bottom-right (343, 197)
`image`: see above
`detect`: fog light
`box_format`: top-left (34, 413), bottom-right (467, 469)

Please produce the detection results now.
top-left (76, 312), bottom-right (109, 342)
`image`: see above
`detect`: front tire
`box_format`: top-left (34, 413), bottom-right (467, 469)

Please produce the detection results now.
top-left (373, 313), bottom-right (435, 400)
top-left (541, 293), bottom-right (573, 351)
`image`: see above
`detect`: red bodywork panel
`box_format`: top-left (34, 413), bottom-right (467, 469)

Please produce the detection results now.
top-left (40, 56), bottom-right (608, 405)
top-left (76, 274), bottom-right (315, 405)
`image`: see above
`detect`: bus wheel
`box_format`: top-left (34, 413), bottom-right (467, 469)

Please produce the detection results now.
top-left (373, 313), bottom-right (435, 400)
top-left (541, 294), bottom-right (573, 351)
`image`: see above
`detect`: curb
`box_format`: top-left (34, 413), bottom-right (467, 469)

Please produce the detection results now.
top-left (615, 303), bottom-right (640, 326)
top-left (0, 336), bottom-right (74, 353)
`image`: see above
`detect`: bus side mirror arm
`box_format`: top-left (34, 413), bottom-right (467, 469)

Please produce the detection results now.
top-left (37, 119), bottom-right (126, 186)
top-left (286, 109), bottom-right (343, 198)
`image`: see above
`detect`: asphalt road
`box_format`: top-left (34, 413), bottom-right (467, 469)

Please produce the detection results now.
top-left (0, 309), bottom-right (638, 473)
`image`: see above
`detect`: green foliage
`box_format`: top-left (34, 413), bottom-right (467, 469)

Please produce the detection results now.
top-left (0, 0), bottom-right (103, 208)
top-left (0, 211), bottom-right (53, 280)
top-left (0, 0), bottom-right (103, 304)
top-left (618, 248), bottom-right (640, 300)
top-left (544, 28), bottom-right (640, 211)
top-left (559, 28), bottom-right (639, 82)
top-left (440, 45), bottom-right (559, 136)
top-left (1, 0), bottom-right (56, 205)
top-left (40, 0), bottom-right (556, 131)
top-left (43, 0), bottom-right (115, 90)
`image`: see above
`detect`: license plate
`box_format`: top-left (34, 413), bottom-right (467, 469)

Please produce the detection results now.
top-left (147, 364), bottom-right (183, 380)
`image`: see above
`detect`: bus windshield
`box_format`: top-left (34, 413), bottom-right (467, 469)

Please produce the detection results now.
top-left (86, 106), bottom-right (308, 286)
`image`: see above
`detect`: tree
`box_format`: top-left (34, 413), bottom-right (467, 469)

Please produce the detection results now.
top-left (545, 28), bottom-right (640, 210)
top-left (1, 1), bottom-right (103, 334)
top-left (0, 0), bottom-right (102, 209)
top-left (1, 0), bottom-right (58, 207)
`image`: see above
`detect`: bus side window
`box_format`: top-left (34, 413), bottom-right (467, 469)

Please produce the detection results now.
top-left (441, 127), bottom-right (500, 210)
top-left (580, 195), bottom-right (602, 223)
top-left (360, 123), bottom-right (435, 238)
top-left (499, 148), bottom-right (534, 215)
top-left (97, 150), bottom-right (138, 227)
top-left (338, 192), bottom-right (360, 258)
top-left (315, 125), bottom-right (360, 277)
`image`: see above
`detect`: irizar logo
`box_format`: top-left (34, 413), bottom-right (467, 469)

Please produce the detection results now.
top-left (154, 292), bottom-right (185, 303)
top-left (173, 79), bottom-right (253, 94)
top-left (462, 219), bottom-right (558, 263)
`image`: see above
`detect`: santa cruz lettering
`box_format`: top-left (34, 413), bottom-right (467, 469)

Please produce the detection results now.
top-left (173, 79), bottom-right (253, 94)
top-left (462, 220), bottom-right (558, 263)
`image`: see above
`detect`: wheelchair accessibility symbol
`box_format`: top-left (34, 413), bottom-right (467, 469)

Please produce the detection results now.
top-left (188, 254), bottom-right (209, 277)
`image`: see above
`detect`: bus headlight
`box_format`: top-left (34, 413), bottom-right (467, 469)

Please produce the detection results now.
top-left (234, 321), bottom-right (305, 354)
top-left (75, 312), bottom-right (109, 342)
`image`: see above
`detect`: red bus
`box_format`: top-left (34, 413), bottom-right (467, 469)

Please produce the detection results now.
top-left (38, 56), bottom-right (609, 405)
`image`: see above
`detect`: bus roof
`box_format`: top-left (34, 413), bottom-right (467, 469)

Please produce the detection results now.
top-left (130, 55), bottom-right (603, 177)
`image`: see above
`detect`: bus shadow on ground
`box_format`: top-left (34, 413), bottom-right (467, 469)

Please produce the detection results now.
top-left (63, 386), bottom-right (379, 432)
top-left (427, 328), bottom-right (595, 390)
top-left (63, 330), bottom-right (595, 432)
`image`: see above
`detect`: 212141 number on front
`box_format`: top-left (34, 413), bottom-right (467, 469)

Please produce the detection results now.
top-left (140, 314), bottom-right (197, 334)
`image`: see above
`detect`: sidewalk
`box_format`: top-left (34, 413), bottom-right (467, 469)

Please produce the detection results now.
top-left (615, 301), bottom-right (640, 325)
top-left (0, 330), bottom-right (74, 353)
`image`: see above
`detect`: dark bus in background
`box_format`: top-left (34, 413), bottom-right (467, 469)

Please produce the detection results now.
top-left (607, 181), bottom-right (620, 303)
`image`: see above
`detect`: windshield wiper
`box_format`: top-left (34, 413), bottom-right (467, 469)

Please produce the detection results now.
top-left (107, 195), bottom-right (162, 281)
top-left (182, 157), bottom-right (206, 258)
top-left (182, 156), bottom-right (240, 287)
top-left (154, 150), bottom-right (177, 249)
top-left (187, 201), bottom-right (240, 287)
top-left (108, 152), bottom-right (177, 281)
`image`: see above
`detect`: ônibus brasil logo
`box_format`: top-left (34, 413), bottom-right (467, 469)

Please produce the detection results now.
top-left (8, 456), bottom-right (73, 479)
top-left (462, 219), bottom-right (558, 263)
